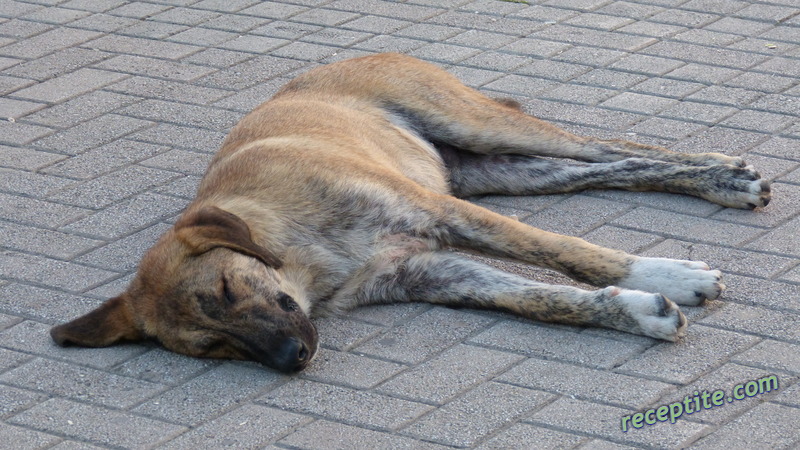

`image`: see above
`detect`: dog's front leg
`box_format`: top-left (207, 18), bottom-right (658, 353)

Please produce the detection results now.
top-left (343, 251), bottom-right (687, 341)
top-left (429, 196), bottom-right (724, 306)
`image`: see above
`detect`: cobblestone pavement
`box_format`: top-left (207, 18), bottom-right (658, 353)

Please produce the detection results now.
top-left (1, 0), bottom-right (799, 448)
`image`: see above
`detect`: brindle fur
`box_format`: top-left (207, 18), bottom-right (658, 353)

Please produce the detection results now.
top-left (51, 54), bottom-right (771, 373)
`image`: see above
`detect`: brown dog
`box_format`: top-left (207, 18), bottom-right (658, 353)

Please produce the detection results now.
top-left (51, 53), bottom-right (770, 372)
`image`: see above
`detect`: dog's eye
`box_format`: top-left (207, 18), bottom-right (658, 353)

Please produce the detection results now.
top-left (277, 293), bottom-right (299, 312)
top-left (222, 277), bottom-right (237, 305)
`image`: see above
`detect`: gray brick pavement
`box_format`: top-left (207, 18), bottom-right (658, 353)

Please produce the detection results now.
top-left (0, 0), bottom-right (798, 448)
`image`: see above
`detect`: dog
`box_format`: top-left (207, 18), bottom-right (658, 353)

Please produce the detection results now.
top-left (51, 53), bottom-right (771, 373)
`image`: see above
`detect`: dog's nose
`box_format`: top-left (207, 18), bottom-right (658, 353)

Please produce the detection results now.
top-left (277, 337), bottom-right (310, 372)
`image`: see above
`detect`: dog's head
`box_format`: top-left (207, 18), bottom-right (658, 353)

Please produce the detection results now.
top-left (50, 206), bottom-right (318, 373)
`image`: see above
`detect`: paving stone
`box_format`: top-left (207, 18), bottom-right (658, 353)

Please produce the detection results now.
top-left (377, 344), bottom-right (524, 404)
top-left (720, 273), bottom-right (800, 312)
top-left (0, 221), bottom-right (102, 259)
top-left (129, 123), bottom-right (226, 153)
top-left (517, 59), bottom-right (593, 82)
top-left (469, 319), bottom-right (648, 369)
top-left (161, 404), bottom-right (311, 448)
top-left (583, 225), bottom-right (664, 254)
top-left (611, 207), bottom-right (764, 246)
top-left (41, 139), bottom-right (168, 179)
top-left (0, 284), bottom-right (108, 325)
top-left (628, 117), bottom-right (708, 139)
top-left (119, 99), bottom-right (241, 131)
top-left (484, 74), bottom-right (560, 97)
top-left (191, 0), bottom-right (260, 13)
top-left (0, 144), bottom-right (64, 171)
top-left (279, 420), bottom-right (451, 450)
top-left (429, 10), bottom-right (543, 35)
top-left (0, 97), bottom-right (44, 119)
top-left (60, 192), bottom-right (187, 239)
top-left (8, 398), bottom-right (187, 448)
top-left (668, 63), bottom-right (743, 86)
top-left (692, 402), bottom-right (800, 449)
top-left (11, 68), bottom-right (126, 104)
top-left (134, 362), bottom-right (285, 426)
top-left (48, 165), bottom-right (181, 209)
top-left (618, 20), bottom-right (686, 38)
top-left (106, 1), bottom-right (170, 19)
top-left (616, 325), bottom-right (759, 383)
top-left (0, 27), bottom-right (100, 59)
top-left (140, 149), bottom-right (213, 176)
top-left (84, 34), bottom-right (201, 59)
top-left (0, 251), bottom-right (117, 292)
top-left (699, 303), bottom-right (800, 342)
top-left (0, 384), bottom-right (44, 419)
top-left (300, 348), bottom-right (406, 389)
top-left (25, 90), bottom-right (138, 129)
top-left (659, 101), bottom-right (739, 125)
top-left (0, 357), bottom-right (166, 408)
top-left (0, 346), bottom-right (31, 373)
top-left (523, 195), bottom-right (632, 236)
top-left (354, 306), bottom-right (495, 364)
top-left (0, 423), bottom-right (60, 450)
top-left (113, 348), bottom-right (219, 385)
top-left (76, 222), bottom-right (170, 272)
top-left (260, 379), bottom-right (433, 431)
top-left (33, 114), bottom-right (153, 155)
top-left (402, 382), bottom-right (555, 447)
top-left (733, 340), bottom-right (800, 376)
top-left (527, 99), bottom-right (644, 131)
top-left (69, 12), bottom-right (139, 32)
top-left (0, 312), bottom-right (22, 333)
top-left (772, 381), bottom-right (800, 408)
top-left (527, 397), bottom-right (708, 448)
top-left (313, 314), bottom-right (384, 351)
top-left (196, 54), bottom-right (307, 90)
top-left (0, 18), bottom-right (52, 38)
top-left (201, 12), bottom-right (269, 32)
top-left (746, 215), bottom-right (800, 257)
top-left (153, 175), bottom-right (202, 199)
top-left (530, 24), bottom-right (656, 51)
top-left (0, 192), bottom-right (90, 229)
top-left (671, 126), bottom-right (766, 155)
top-left (0, 119), bottom-right (54, 146)
top-left (497, 358), bottom-right (673, 409)
top-left (0, 167), bottom-right (73, 197)
top-left (722, 109), bottom-right (795, 133)
top-left (477, 423), bottom-right (588, 449)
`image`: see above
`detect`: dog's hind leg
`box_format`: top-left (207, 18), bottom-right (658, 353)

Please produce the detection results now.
top-left (340, 251), bottom-right (687, 341)
top-left (443, 150), bottom-right (771, 209)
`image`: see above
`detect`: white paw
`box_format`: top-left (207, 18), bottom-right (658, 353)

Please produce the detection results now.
top-left (606, 287), bottom-right (687, 341)
top-left (618, 257), bottom-right (724, 306)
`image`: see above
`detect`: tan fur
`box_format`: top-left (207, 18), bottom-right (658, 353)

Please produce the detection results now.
top-left (51, 54), bottom-right (769, 372)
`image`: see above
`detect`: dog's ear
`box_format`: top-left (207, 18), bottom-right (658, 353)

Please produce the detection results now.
top-left (175, 206), bottom-right (281, 268)
top-left (50, 295), bottom-right (143, 347)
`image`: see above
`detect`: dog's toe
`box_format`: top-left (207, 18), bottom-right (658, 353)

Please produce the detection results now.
top-left (609, 289), bottom-right (687, 341)
top-left (619, 257), bottom-right (724, 306)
